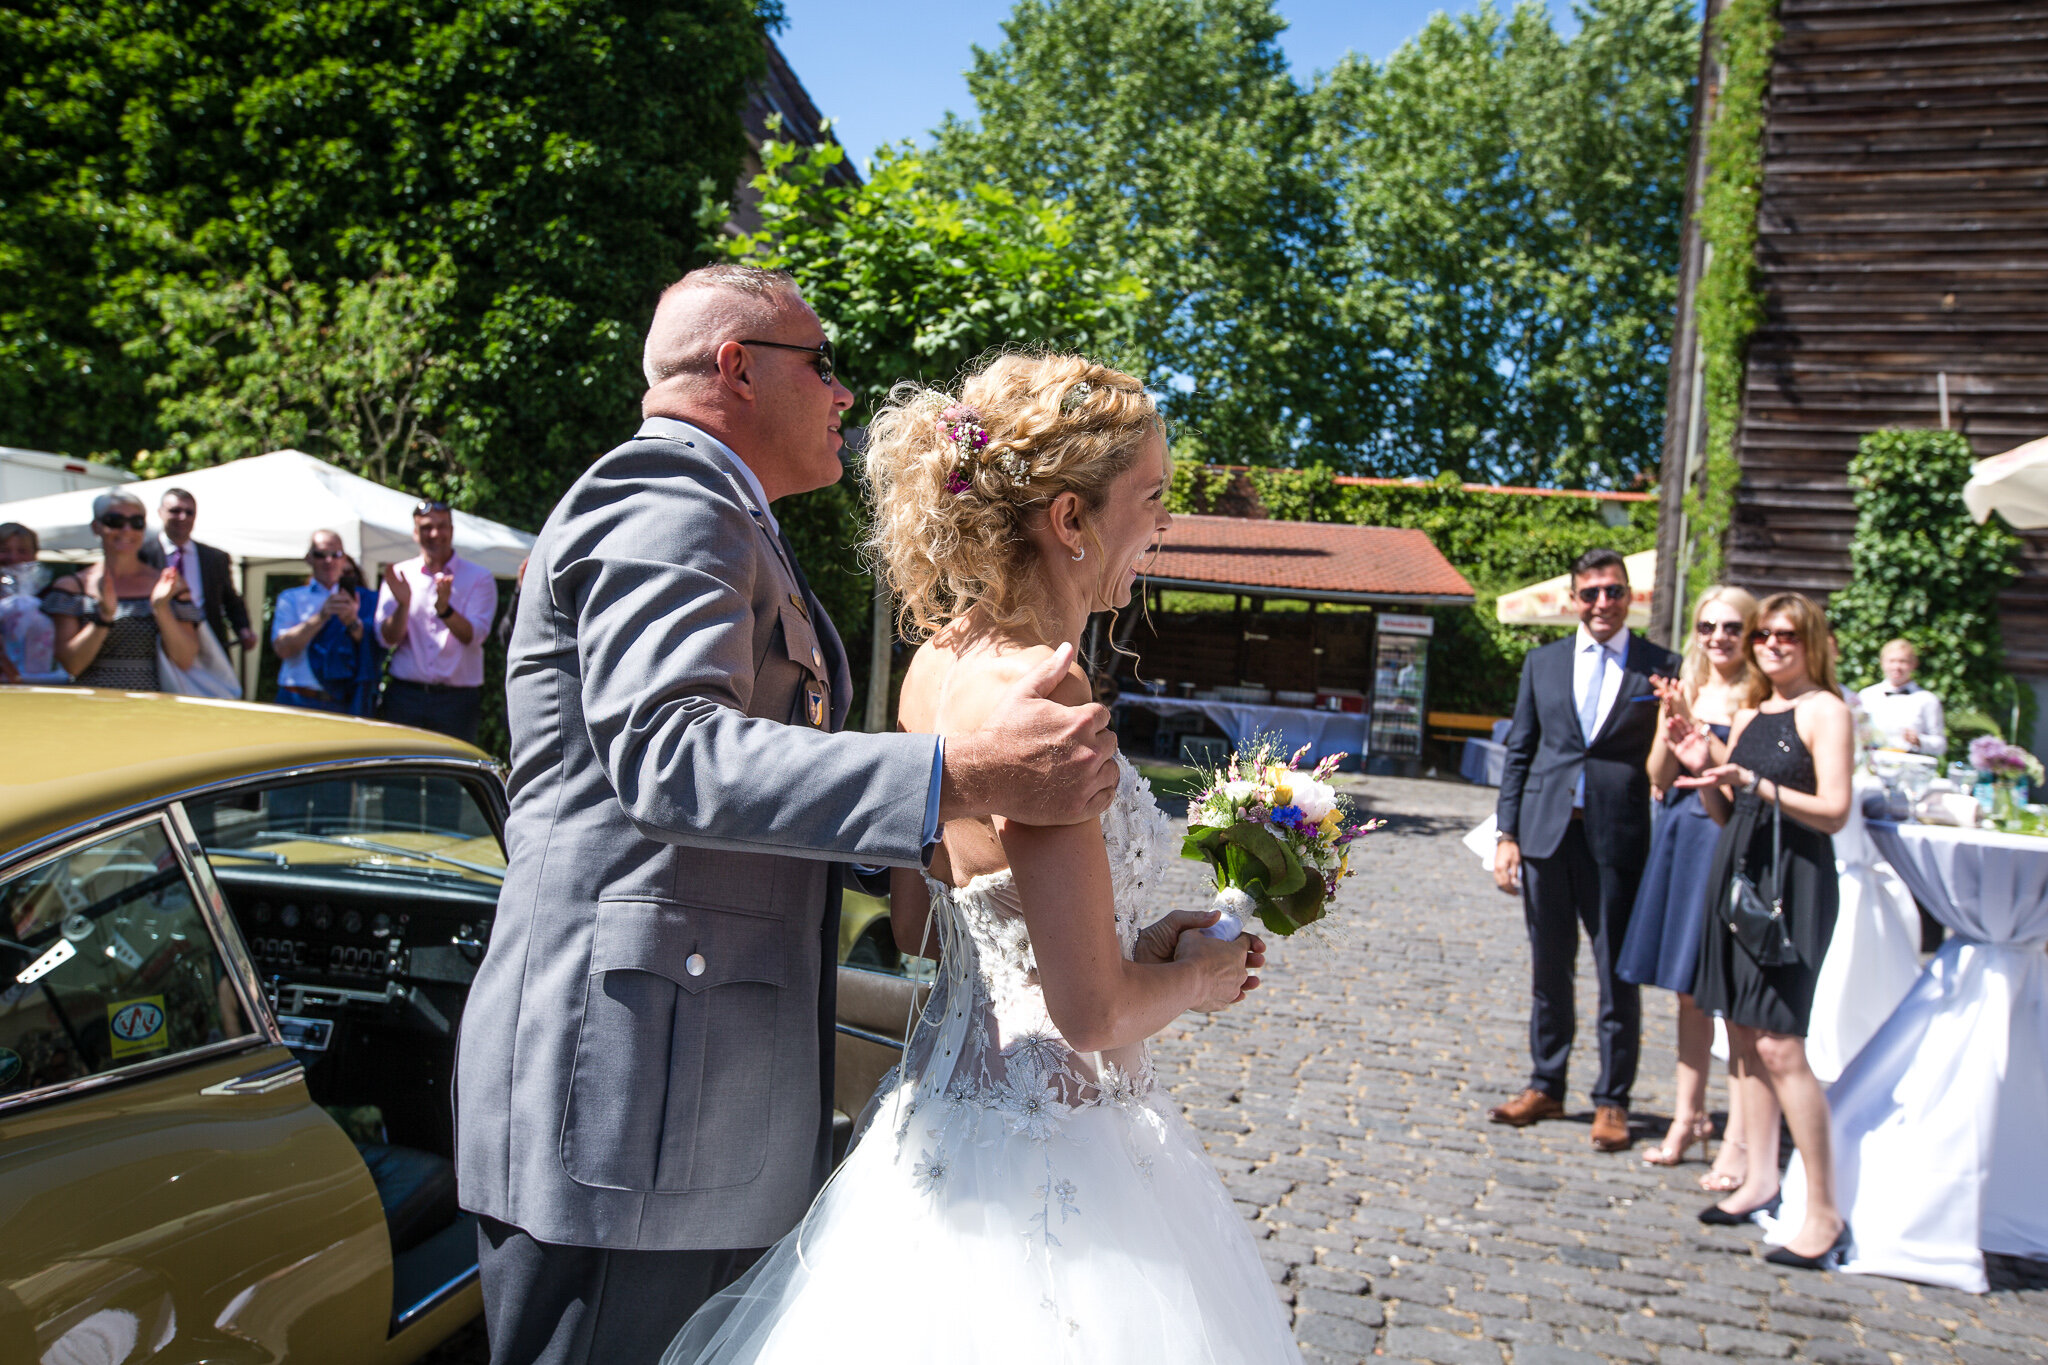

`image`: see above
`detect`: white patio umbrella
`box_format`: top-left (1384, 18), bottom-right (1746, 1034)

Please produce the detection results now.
top-left (1494, 548), bottom-right (1655, 629)
top-left (1962, 434), bottom-right (2048, 529)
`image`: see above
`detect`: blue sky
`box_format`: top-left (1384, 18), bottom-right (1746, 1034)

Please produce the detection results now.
top-left (775, 0), bottom-right (1581, 164)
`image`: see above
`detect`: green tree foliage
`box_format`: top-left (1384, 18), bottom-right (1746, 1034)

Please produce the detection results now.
top-left (127, 250), bottom-right (458, 489)
top-left (1, 0), bottom-right (776, 526)
top-left (1169, 465), bottom-right (1657, 713)
top-left (714, 136), bottom-right (1143, 723)
top-left (1828, 429), bottom-right (2024, 752)
top-left (929, 0), bottom-right (1363, 468)
top-left (1313, 0), bottom-right (1698, 487)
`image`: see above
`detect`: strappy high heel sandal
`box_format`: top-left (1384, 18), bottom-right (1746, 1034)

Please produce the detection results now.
top-left (1642, 1114), bottom-right (1713, 1167)
top-left (1699, 1137), bottom-right (1746, 1192)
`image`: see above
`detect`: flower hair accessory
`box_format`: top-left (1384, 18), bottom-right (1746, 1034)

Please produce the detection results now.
top-left (940, 403), bottom-right (990, 494)
top-left (1061, 380), bottom-right (1093, 412)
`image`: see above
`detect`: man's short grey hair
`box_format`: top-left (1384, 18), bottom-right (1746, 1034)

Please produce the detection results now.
top-left (91, 490), bottom-right (146, 522)
top-left (159, 486), bottom-right (196, 508)
top-left (641, 264), bottom-right (803, 388)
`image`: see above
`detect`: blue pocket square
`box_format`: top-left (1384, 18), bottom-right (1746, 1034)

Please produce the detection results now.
top-left (1626, 693), bottom-right (1656, 704)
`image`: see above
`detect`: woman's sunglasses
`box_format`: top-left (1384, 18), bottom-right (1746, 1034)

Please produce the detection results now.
top-left (98, 514), bottom-right (147, 531)
top-left (1752, 628), bottom-right (1803, 648)
top-left (1694, 619), bottom-right (1744, 638)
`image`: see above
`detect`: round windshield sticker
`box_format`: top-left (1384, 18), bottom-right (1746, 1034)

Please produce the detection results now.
top-left (108, 996), bottom-right (169, 1059)
top-left (0, 1049), bottom-right (20, 1090)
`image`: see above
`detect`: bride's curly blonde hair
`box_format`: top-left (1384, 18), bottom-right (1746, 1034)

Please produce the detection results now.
top-left (864, 351), bottom-right (1163, 641)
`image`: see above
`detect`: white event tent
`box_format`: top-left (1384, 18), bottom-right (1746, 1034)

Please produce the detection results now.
top-left (0, 450), bottom-right (535, 697)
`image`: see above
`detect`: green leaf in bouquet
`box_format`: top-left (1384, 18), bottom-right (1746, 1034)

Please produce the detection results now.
top-left (1180, 828), bottom-right (1224, 862)
top-left (1257, 881), bottom-right (1328, 937)
top-left (1219, 822), bottom-right (1300, 893)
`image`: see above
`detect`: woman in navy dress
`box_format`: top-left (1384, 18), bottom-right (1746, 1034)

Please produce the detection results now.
top-left (1621, 586), bottom-right (1759, 1180)
top-left (1671, 593), bottom-right (1855, 1269)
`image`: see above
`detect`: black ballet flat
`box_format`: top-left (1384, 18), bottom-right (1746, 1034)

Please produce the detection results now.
top-left (1764, 1223), bottom-right (1852, 1271)
top-left (1698, 1192), bottom-right (1781, 1226)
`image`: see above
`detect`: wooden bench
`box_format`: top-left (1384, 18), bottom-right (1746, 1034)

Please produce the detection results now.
top-left (1427, 711), bottom-right (1507, 746)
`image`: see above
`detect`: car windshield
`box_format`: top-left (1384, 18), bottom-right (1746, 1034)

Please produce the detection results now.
top-left (189, 772), bottom-right (504, 886)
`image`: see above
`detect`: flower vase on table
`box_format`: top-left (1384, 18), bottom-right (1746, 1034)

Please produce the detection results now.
top-left (1966, 736), bottom-right (2044, 834)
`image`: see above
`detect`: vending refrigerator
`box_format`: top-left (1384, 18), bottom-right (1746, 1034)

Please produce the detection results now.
top-left (1369, 613), bottom-right (1433, 762)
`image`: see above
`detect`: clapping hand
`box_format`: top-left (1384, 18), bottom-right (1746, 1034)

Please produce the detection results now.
top-left (433, 573), bottom-right (454, 616)
top-left (1665, 710), bottom-right (1714, 774)
top-left (1134, 908), bottom-right (1265, 1007)
top-left (381, 564), bottom-right (412, 612)
top-left (1650, 672), bottom-right (1692, 725)
top-left (149, 566), bottom-right (187, 610)
top-left (1672, 762), bottom-right (1746, 792)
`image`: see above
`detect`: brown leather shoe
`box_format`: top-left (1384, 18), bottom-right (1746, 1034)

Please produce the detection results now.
top-left (1591, 1104), bottom-right (1633, 1151)
top-left (1488, 1089), bottom-right (1565, 1127)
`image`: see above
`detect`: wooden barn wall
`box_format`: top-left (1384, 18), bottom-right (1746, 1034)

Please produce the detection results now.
top-left (1727, 0), bottom-right (2048, 672)
top-left (1122, 610), bottom-right (1377, 695)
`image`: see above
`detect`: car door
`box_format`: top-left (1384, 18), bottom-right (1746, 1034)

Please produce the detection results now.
top-left (0, 806), bottom-right (391, 1365)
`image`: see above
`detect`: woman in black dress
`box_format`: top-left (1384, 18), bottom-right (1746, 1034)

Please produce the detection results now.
top-left (1669, 592), bottom-right (1855, 1270)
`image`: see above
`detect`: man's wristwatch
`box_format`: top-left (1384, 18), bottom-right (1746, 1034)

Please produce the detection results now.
top-left (435, 604), bottom-right (455, 620)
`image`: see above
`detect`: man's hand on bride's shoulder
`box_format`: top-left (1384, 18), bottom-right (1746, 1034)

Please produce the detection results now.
top-left (1137, 909), bottom-right (1265, 1009)
top-left (939, 641), bottom-right (1122, 828)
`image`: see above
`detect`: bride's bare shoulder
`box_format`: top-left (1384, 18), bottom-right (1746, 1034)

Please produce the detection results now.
top-left (897, 632), bottom-right (1089, 735)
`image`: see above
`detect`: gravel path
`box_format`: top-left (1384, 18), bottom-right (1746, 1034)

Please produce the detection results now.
top-left (1150, 772), bottom-right (2048, 1364)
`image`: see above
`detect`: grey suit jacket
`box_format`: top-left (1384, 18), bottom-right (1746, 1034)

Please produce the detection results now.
top-left (455, 417), bottom-right (939, 1251)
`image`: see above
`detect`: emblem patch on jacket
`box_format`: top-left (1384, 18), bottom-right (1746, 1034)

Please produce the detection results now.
top-left (805, 680), bottom-right (828, 728)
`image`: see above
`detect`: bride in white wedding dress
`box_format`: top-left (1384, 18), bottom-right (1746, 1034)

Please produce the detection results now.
top-left (663, 354), bottom-right (1303, 1364)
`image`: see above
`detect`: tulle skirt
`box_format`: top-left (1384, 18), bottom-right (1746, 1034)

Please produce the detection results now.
top-left (663, 1085), bottom-right (1303, 1364)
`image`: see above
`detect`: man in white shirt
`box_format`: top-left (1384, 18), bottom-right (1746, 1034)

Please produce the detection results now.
top-left (1857, 639), bottom-right (1945, 756)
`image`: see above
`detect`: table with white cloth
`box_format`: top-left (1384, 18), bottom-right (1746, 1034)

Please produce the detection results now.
top-left (1806, 776), bottom-right (1926, 1084)
top-left (1114, 695), bottom-right (1369, 763)
top-left (1772, 820), bottom-right (2048, 1292)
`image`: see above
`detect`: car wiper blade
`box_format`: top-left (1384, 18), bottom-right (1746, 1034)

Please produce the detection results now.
top-left (241, 829), bottom-right (504, 880)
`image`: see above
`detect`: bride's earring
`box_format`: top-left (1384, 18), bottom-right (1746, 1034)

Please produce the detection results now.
top-left (1071, 548), bottom-right (1086, 562)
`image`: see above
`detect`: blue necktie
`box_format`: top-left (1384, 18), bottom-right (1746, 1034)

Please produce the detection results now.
top-left (1579, 646), bottom-right (1605, 743)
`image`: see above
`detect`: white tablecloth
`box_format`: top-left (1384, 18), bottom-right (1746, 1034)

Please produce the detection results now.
top-left (1773, 821), bottom-right (2048, 1292)
top-left (1115, 695), bottom-right (1368, 762)
top-left (1808, 778), bottom-right (1925, 1084)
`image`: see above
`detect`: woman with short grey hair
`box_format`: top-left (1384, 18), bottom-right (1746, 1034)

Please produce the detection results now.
top-left (43, 490), bottom-right (200, 689)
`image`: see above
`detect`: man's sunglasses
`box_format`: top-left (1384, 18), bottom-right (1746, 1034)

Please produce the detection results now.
top-left (97, 514), bottom-right (147, 531)
top-left (1575, 584), bottom-right (1630, 604)
top-left (1752, 628), bottom-right (1802, 647)
top-left (1695, 619), bottom-right (1745, 638)
top-left (307, 549), bottom-right (346, 561)
top-left (741, 338), bottom-right (837, 386)
top-left (412, 499), bottom-right (451, 517)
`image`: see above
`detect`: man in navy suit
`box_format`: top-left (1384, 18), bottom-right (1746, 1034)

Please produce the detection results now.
top-left (1490, 547), bottom-right (1679, 1151)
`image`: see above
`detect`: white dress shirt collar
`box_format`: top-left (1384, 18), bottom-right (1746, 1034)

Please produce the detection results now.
top-left (1575, 623), bottom-right (1630, 661)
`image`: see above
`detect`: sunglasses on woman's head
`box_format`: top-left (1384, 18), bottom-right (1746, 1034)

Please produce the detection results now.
top-left (1752, 628), bottom-right (1802, 647)
top-left (1695, 619), bottom-right (1744, 638)
top-left (98, 514), bottom-right (147, 531)
top-left (1575, 583), bottom-right (1629, 604)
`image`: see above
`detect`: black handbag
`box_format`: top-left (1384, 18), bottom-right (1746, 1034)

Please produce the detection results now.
top-left (1725, 794), bottom-right (1800, 967)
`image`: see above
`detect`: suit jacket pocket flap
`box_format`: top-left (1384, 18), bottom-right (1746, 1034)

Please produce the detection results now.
top-left (590, 900), bottom-right (789, 993)
top-left (779, 603), bottom-right (826, 680)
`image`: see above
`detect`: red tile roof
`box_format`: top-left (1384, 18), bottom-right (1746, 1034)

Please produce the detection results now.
top-left (1146, 515), bottom-right (1475, 604)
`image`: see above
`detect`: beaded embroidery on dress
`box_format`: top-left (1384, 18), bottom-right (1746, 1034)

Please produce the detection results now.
top-left (665, 756), bottom-right (1303, 1364)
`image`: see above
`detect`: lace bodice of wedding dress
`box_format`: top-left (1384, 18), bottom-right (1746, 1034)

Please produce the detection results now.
top-left (890, 754), bottom-right (1181, 1137)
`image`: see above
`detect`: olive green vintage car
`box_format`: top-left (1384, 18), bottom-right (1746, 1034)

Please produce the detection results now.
top-left (0, 689), bottom-right (505, 1363)
top-left (0, 689), bottom-right (926, 1364)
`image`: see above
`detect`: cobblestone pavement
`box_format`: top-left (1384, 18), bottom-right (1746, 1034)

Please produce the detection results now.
top-left (1149, 772), bottom-right (2048, 1365)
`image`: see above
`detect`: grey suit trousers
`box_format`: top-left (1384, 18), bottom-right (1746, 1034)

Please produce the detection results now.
top-left (478, 1216), bottom-right (762, 1365)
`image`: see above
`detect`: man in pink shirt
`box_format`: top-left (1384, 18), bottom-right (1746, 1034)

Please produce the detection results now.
top-left (375, 499), bottom-right (499, 743)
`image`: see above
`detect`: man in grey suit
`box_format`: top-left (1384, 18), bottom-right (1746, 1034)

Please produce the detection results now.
top-left (455, 264), bottom-right (1121, 1363)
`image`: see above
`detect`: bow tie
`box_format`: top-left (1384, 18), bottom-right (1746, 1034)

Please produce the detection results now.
top-left (1886, 688), bottom-right (1912, 696)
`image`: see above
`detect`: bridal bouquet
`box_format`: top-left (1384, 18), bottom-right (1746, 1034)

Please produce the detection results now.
top-left (1182, 738), bottom-right (1380, 939)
